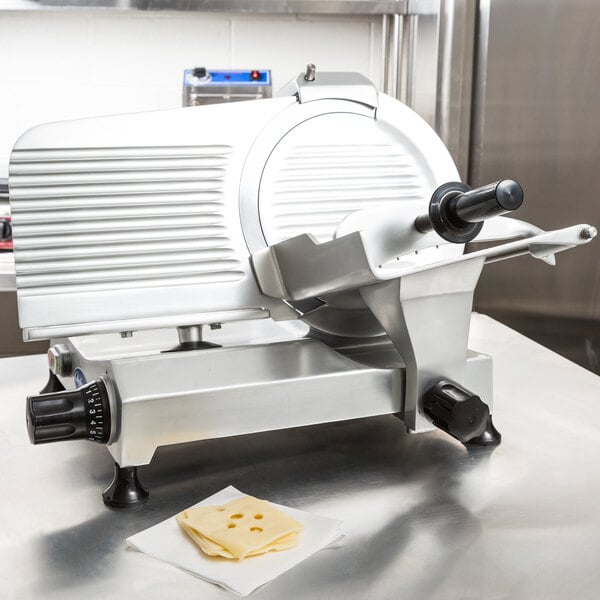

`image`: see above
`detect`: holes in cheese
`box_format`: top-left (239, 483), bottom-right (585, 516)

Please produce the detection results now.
top-left (176, 495), bottom-right (303, 560)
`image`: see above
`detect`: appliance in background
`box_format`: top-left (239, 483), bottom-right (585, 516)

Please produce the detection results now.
top-left (468, 0), bottom-right (600, 374)
top-left (0, 179), bottom-right (12, 251)
top-left (384, 1), bottom-right (600, 374)
top-left (183, 67), bottom-right (272, 106)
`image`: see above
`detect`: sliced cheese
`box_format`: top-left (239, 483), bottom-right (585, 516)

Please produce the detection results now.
top-left (176, 495), bottom-right (303, 560)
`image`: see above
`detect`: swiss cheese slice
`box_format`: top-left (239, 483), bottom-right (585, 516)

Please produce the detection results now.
top-left (177, 495), bottom-right (303, 560)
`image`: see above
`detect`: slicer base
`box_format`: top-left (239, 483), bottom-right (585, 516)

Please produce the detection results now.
top-left (102, 463), bottom-right (149, 508)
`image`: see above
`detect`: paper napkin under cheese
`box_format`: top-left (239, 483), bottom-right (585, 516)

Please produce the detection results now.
top-left (126, 486), bottom-right (345, 596)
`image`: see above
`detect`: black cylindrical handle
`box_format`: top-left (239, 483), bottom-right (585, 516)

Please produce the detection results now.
top-left (26, 378), bottom-right (111, 445)
top-left (452, 179), bottom-right (523, 224)
top-left (0, 219), bottom-right (11, 242)
top-left (422, 379), bottom-right (489, 443)
top-left (415, 179), bottom-right (524, 244)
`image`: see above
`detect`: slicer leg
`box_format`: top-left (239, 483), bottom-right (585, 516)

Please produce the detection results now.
top-left (102, 462), bottom-right (149, 508)
top-left (40, 370), bottom-right (65, 394)
top-left (464, 414), bottom-right (502, 447)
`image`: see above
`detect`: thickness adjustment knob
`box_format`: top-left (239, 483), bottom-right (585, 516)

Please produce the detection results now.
top-left (422, 379), bottom-right (489, 443)
top-left (26, 378), bottom-right (112, 445)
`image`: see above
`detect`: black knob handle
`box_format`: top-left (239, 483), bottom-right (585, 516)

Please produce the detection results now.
top-left (415, 179), bottom-right (524, 243)
top-left (422, 379), bottom-right (489, 443)
top-left (0, 218), bottom-right (11, 242)
top-left (453, 180), bottom-right (523, 223)
top-left (26, 379), bottom-right (111, 445)
top-left (192, 67), bottom-right (208, 79)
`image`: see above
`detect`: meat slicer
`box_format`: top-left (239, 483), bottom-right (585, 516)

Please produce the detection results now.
top-left (9, 67), bottom-right (595, 508)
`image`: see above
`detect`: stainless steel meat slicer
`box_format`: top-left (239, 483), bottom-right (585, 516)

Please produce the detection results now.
top-left (9, 67), bottom-right (596, 508)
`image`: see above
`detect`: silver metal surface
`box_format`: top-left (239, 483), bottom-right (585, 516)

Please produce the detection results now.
top-left (238, 98), bottom-right (374, 256)
top-left (9, 97), bottom-right (301, 339)
top-left (184, 89), bottom-right (270, 106)
top-left (2, 314), bottom-right (600, 599)
top-left (360, 258), bottom-right (485, 432)
top-left (239, 88), bottom-right (462, 337)
top-left (106, 339), bottom-right (404, 465)
top-left (9, 72), bottom-right (452, 341)
top-left (398, 13), bottom-right (417, 106)
top-left (303, 63), bottom-right (316, 82)
top-left (380, 0), bottom-right (476, 179)
top-left (470, 0), bottom-right (600, 355)
top-left (176, 324), bottom-right (204, 344)
top-left (252, 190), bottom-right (593, 428)
top-left (48, 343), bottom-right (72, 376)
top-left (434, 0), bottom-right (475, 179)
top-left (293, 71), bottom-right (378, 106)
top-left (7, 0), bottom-right (410, 13)
top-left (381, 13), bottom-right (403, 97)
top-left (252, 219), bottom-right (595, 302)
top-left (51, 319), bottom-right (492, 465)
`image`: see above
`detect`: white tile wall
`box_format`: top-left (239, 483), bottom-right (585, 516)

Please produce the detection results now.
top-left (0, 10), bottom-right (385, 177)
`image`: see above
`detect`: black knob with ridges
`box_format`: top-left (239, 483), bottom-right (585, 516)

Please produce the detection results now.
top-left (423, 379), bottom-right (489, 443)
top-left (26, 378), bottom-right (111, 445)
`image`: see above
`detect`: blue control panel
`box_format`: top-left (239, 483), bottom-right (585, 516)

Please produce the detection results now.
top-left (184, 68), bottom-right (271, 87)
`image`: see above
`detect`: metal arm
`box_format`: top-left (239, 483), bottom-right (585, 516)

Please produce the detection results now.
top-left (253, 179), bottom-right (595, 302)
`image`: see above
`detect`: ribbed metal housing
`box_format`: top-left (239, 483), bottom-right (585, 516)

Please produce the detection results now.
top-left (261, 143), bottom-right (425, 244)
top-left (257, 111), bottom-right (431, 247)
top-left (9, 145), bottom-right (244, 294)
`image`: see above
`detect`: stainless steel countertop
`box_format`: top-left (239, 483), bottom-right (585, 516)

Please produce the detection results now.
top-left (2, 313), bottom-right (600, 599)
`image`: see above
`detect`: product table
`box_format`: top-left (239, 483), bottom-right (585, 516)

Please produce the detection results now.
top-left (1, 314), bottom-right (599, 599)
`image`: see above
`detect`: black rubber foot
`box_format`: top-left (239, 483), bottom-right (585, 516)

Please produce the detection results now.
top-left (464, 414), bottom-right (502, 447)
top-left (163, 340), bottom-right (221, 353)
top-left (102, 463), bottom-right (149, 508)
top-left (40, 370), bottom-right (65, 394)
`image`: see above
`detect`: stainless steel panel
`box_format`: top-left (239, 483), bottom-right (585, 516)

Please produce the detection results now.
top-left (10, 145), bottom-right (243, 291)
top-left (434, 0), bottom-right (475, 179)
top-left (9, 98), bottom-right (299, 339)
top-left (109, 338), bottom-right (405, 465)
top-left (2, 315), bottom-right (600, 599)
top-left (10, 0), bottom-right (409, 14)
top-left (380, 2), bottom-right (476, 179)
top-left (471, 0), bottom-right (600, 367)
top-left (58, 327), bottom-right (493, 465)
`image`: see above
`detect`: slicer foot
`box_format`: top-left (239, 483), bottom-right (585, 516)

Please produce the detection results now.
top-left (464, 414), bottom-right (501, 447)
top-left (40, 370), bottom-right (65, 394)
top-left (102, 463), bottom-right (149, 508)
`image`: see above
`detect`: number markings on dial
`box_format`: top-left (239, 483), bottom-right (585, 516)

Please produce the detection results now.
top-left (83, 385), bottom-right (107, 443)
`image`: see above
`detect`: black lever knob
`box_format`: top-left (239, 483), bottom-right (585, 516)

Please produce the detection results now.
top-left (422, 379), bottom-right (489, 443)
top-left (415, 179), bottom-right (524, 243)
top-left (26, 378), bottom-right (111, 445)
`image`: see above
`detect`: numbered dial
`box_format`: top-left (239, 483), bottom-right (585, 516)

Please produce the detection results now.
top-left (26, 378), bottom-right (112, 445)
